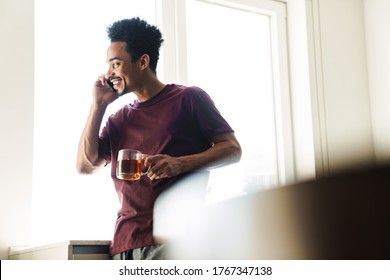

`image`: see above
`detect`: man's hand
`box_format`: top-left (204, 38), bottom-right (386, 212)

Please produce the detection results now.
top-left (93, 75), bottom-right (118, 106)
top-left (144, 154), bottom-right (183, 180)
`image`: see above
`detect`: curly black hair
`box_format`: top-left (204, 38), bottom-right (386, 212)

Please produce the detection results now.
top-left (106, 17), bottom-right (164, 73)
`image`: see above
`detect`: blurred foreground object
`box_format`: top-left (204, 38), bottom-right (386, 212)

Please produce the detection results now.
top-left (154, 164), bottom-right (390, 259)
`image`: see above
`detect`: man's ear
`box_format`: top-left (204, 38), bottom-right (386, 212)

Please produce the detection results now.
top-left (139, 54), bottom-right (150, 70)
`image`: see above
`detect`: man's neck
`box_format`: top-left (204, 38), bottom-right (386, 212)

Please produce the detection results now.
top-left (134, 76), bottom-right (166, 103)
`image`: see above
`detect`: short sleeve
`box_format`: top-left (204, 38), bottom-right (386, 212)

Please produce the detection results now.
top-left (185, 87), bottom-right (234, 140)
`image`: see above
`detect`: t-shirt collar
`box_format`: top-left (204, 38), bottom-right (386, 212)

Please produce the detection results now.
top-left (130, 84), bottom-right (171, 109)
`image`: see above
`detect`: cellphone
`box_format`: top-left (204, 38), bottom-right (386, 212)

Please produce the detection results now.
top-left (106, 79), bottom-right (115, 91)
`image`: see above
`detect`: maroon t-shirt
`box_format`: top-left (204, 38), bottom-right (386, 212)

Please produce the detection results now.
top-left (99, 84), bottom-right (234, 255)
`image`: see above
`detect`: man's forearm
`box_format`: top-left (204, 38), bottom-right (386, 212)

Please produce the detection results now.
top-left (145, 132), bottom-right (242, 180)
top-left (76, 103), bottom-right (107, 174)
top-left (180, 134), bottom-right (242, 173)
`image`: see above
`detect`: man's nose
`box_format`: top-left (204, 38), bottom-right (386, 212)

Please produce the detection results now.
top-left (105, 68), bottom-right (114, 79)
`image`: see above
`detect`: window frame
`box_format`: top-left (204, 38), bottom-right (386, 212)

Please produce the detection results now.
top-left (157, 0), bottom-right (295, 186)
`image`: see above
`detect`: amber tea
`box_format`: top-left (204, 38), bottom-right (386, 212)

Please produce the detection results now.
top-left (116, 149), bottom-right (149, 181)
top-left (116, 159), bottom-right (142, 180)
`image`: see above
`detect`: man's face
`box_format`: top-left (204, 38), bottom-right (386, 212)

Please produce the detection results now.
top-left (105, 41), bottom-right (138, 95)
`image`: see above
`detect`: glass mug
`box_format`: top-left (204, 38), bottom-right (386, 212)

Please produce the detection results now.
top-left (116, 149), bottom-right (150, 181)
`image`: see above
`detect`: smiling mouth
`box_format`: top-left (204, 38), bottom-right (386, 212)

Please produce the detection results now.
top-left (109, 78), bottom-right (121, 89)
top-left (109, 77), bottom-right (127, 96)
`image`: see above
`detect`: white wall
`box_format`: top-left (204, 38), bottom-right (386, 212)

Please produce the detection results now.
top-left (363, 0), bottom-right (390, 163)
top-left (0, 0), bottom-right (34, 259)
top-left (306, 0), bottom-right (375, 175)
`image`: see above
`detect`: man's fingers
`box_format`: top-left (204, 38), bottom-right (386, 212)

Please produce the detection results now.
top-left (143, 154), bottom-right (164, 166)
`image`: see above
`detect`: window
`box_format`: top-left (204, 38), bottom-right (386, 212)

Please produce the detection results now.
top-left (33, 0), bottom-right (293, 244)
top-left (160, 0), bottom-right (294, 202)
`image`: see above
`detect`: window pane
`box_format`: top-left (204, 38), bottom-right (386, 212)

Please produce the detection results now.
top-left (33, 0), bottom-right (156, 245)
top-left (185, 0), bottom-right (278, 202)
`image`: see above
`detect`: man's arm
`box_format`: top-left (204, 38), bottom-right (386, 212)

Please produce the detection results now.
top-left (144, 132), bottom-right (242, 180)
top-left (76, 76), bottom-right (118, 174)
top-left (76, 103), bottom-right (107, 174)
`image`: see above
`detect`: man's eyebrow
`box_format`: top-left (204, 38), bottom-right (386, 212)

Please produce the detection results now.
top-left (107, 57), bottom-right (122, 63)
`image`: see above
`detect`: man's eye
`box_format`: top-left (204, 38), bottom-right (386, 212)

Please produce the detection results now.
top-left (112, 62), bottom-right (120, 69)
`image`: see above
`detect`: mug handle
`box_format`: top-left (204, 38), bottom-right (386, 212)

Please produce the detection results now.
top-left (141, 154), bottom-right (152, 176)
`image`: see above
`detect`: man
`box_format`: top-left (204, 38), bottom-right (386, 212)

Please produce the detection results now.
top-left (76, 17), bottom-right (241, 260)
